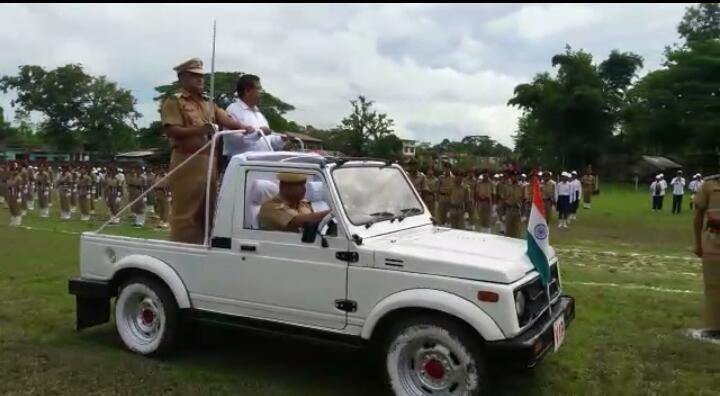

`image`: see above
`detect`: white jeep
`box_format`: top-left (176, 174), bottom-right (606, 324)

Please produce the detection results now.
top-left (69, 151), bottom-right (574, 396)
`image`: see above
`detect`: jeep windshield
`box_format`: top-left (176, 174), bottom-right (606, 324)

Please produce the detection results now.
top-left (332, 166), bottom-right (425, 227)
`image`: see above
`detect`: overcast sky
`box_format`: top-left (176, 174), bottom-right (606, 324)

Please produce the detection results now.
top-left (0, 3), bottom-right (690, 147)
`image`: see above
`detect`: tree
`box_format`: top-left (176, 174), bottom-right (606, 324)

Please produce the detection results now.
top-left (0, 64), bottom-right (140, 153)
top-left (509, 46), bottom-right (641, 170)
top-left (0, 106), bottom-right (14, 143)
top-left (337, 96), bottom-right (395, 157)
top-left (623, 4), bottom-right (720, 170)
top-left (153, 71), bottom-right (301, 132)
top-left (678, 3), bottom-right (720, 43)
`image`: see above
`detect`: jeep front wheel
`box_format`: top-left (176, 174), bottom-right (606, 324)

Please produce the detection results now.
top-left (383, 316), bottom-right (487, 396)
top-left (115, 276), bottom-right (179, 356)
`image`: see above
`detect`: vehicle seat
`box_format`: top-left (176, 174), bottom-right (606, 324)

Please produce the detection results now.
top-left (305, 181), bottom-right (330, 212)
top-left (246, 179), bottom-right (279, 229)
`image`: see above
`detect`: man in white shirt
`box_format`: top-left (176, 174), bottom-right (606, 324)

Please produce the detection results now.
top-left (689, 173), bottom-right (703, 210)
top-left (650, 174), bottom-right (668, 211)
top-left (223, 74), bottom-right (286, 168)
top-left (670, 170), bottom-right (686, 214)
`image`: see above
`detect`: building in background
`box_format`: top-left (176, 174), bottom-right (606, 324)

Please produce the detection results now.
top-left (401, 139), bottom-right (416, 158)
top-left (0, 143), bottom-right (71, 161)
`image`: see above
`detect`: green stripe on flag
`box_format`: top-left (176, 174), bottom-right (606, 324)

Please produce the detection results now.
top-left (527, 235), bottom-right (551, 286)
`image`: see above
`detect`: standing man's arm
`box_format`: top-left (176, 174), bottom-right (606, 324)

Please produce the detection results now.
top-left (160, 98), bottom-right (213, 139)
top-left (216, 108), bottom-right (254, 132)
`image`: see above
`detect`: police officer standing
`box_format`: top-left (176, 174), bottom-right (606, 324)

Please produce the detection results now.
top-left (541, 171), bottom-right (556, 226)
top-left (503, 170), bottom-right (526, 238)
top-left (690, 173), bottom-right (720, 343)
top-left (474, 170), bottom-right (493, 233)
top-left (78, 166), bottom-right (93, 221)
top-left (160, 58), bottom-right (246, 244)
top-left (127, 166), bottom-right (146, 227)
top-left (581, 166), bottom-right (595, 209)
top-left (448, 171), bottom-right (469, 230)
top-left (425, 167), bottom-right (439, 219)
top-left (437, 164), bottom-right (454, 226)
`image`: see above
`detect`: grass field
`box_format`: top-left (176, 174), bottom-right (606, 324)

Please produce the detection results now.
top-left (1, 183), bottom-right (719, 395)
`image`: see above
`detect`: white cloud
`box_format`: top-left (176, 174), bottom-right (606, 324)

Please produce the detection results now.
top-left (0, 4), bottom-right (689, 148)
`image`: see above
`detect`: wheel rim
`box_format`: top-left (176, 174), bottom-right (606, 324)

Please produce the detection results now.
top-left (121, 289), bottom-right (163, 346)
top-left (396, 337), bottom-right (470, 395)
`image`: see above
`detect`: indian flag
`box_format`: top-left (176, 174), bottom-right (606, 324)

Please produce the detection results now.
top-left (527, 177), bottom-right (551, 286)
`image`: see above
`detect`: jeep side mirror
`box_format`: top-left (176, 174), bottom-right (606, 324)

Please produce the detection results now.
top-left (301, 221), bottom-right (319, 243)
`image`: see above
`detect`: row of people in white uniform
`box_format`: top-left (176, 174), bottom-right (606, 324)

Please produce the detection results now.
top-left (554, 171), bottom-right (582, 228)
top-left (649, 171), bottom-right (703, 213)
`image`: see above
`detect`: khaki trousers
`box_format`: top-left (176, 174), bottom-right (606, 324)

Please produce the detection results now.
top-left (169, 151), bottom-right (217, 244)
top-left (703, 232), bottom-right (720, 330)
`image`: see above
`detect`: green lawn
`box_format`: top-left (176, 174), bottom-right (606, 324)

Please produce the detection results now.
top-left (1, 184), bottom-right (719, 395)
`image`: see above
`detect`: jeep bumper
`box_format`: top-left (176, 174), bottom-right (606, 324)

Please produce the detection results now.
top-left (68, 277), bottom-right (113, 330)
top-left (486, 295), bottom-right (575, 368)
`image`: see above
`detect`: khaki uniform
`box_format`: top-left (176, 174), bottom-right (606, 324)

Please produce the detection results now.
top-left (24, 168), bottom-right (36, 208)
top-left (59, 172), bottom-right (73, 214)
top-left (582, 174), bottom-right (595, 205)
top-left (474, 180), bottom-right (493, 229)
top-left (70, 172), bottom-right (79, 209)
top-left (259, 197), bottom-right (313, 232)
top-left (161, 89), bottom-right (228, 244)
top-left (127, 173), bottom-right (146, 215)
top-left (19, 169), bottom-right (29, 212)
top-left (154, 174), bottom-right (170, 225)
top-left (426, 175), bottom-right (439, 219)
top-left (503, 182), bottom-right (526, 238)
top-left (105, 177), bottom-right (122, 217)
top-left (37, 170), bottom-right (51, 209)
top-left (144, 172), bottom-right (155, 210)
top-left (448, 182), bottom-right (469, 230)
top-left (495, 180), bottom-right (507, 222)
top-left (411, 172), bottom-right (431, 207)
top-left (541, 180), bottom-right (556, 225)
top-left (0, 167), bottom-right (8, 207)
top-left (78, 173), bottom-right (93, 217)
top-left (437, 173), bottom-right (454, 225)
top-left (7, 172), bottom-right (23, 217)
top-left (695, 176), bottom-right (720, 330)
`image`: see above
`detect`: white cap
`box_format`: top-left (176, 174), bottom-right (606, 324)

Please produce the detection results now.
top-left (538, 171), bottom-right (544, 176)
top-left (521, 173), bottom-right (527, 178)
top-left (571, 170), bottom-right (578, 175)
top-left (656, 174), bottom-right (662, 179)
top-left (561, 171), bottom-right (570, 177)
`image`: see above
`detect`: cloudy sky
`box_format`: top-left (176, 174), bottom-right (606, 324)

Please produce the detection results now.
top-left (0, 3), bottom-right (689, 147)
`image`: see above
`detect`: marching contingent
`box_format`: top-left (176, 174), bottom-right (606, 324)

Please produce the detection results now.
top-left (0, 162), bottom-right (170, 228)
top-left (405, 162), bottom-right (597, 237)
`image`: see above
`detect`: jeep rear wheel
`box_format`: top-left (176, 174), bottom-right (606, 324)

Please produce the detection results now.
top-left (115, 276), bottom-right (179, 356)
top-left (383, 316), bottom-right (487, 396)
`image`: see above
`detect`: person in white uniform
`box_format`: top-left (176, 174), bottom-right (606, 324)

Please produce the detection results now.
top-left (223, 74), bottom-right (286, 169)
top-left (555, 172), bottom-right (573, 229)
top-left (650, 174), bottom-right (668, 211)
top-left (670, 170), bottom-right (686, 214)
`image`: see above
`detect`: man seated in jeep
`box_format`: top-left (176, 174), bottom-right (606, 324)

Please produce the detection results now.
top-left (259, 172), bottom-right (331, 232)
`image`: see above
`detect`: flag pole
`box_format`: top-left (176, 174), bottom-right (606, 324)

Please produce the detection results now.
top-left (203, 19), bottom-right (217, 247)
top-left (534, 175), bottom-right (553, 316)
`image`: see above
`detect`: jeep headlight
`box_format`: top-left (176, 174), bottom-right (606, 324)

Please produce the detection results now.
top-left (514, 291), bottom-right (526, 318)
